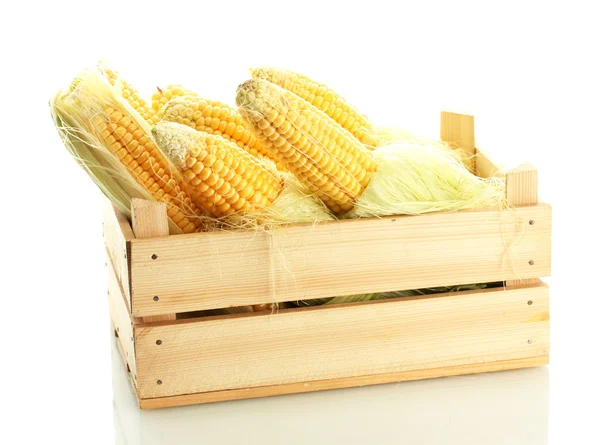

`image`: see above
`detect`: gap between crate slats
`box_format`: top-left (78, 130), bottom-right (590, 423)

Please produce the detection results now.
top-left (133, 282), bottom-right (549, 399)
top-left (129, 204), bottom-right (551, 316)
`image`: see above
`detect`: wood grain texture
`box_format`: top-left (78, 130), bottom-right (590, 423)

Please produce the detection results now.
top-left (505, 164), bottom-right (540, 287)
top-left (506, 163), bottom-right (538, 206)
top-left (440, 111), bottom-right (475, 172)
top-left (137, 355), bottom-right (548, 409)
top-left (475, 147), bottom-right (505, 179)
top-left (103, 199), bottom-right (135, 310)
top-left (131, 199), bottom-right (169, 240)
top-left (134, 283), bottom-right (549, 399)
top-left (130, 199), bottom-right (176, 323)
top-left (107, 254), bottom-right (137, 379)
top-left (130, 205), bottom-right (551, 316)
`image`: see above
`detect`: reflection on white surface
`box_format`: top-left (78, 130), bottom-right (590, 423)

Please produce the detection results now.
top-left (111, 337), bottom-right (548, 445)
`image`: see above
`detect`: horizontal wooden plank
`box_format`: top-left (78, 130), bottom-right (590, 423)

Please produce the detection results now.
top-left (107, 254), bottom-right (137, 379)
top-left (138, 355), bottom-right (548, 409)
top-left (130, 204), bottom-right (551, 316)
top-left (134, 283), bottom-right (549, 399)
top-left (103, 199), bottom-right (135, 310)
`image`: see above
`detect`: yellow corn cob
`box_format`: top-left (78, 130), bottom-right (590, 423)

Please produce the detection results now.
top-left (102, 67), bottom-right (160, 126)
top-left (152, 122), bottom-right (283, 218)
top-left (250, 67), bottom-right (376, 146)
top-left (151, 84), bottom-right (195, 112)
top-left (236, 79), bottom-right (378, 215)
top-left (92, 107), bottom-right (204, 233)
top-left (159, 95), bottom-right (284, 169)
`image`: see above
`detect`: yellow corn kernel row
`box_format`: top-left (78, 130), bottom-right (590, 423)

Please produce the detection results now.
top-left (91, 106), bottom-right (205, 233)
top-left (159, 95), bottom-right (284, 170)
top-left (236, 79), bottom-right (377, 215)
top-left (151, 84), bottom-right (194, 112)
top-left (101, 67), bottom-right (160, 126)
top-left (152, 122), bottom-right (282, 218)
top-left (250, 67), bottom-right (375, 146)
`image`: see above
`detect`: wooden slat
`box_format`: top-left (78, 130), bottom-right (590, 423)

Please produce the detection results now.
top-left (107, 254), bottom-right (137, 379)
top-left (506, 163), bottom-right (540, 287)
top-left (134, 283), bottom-right (549, 399)
top-left (475, 146), bottom-right (505, 179)
top-left (138, 355), bottom-right (548, 409)
top-left (130, 199), bottom-right (176, 323)
top-left (130, 205), bottom-right (551, 316)
top-left (103, 199), bottom-right (135, 310)
top-left (440, 111), bottom-right (475, 172)
top-left (506, 163), bottom-right (538, 206)
top-left (131, 198), bottom-right (170, 240)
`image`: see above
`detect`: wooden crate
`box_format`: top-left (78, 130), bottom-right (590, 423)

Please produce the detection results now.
top-left (105, 112), bottom-right (551, 409)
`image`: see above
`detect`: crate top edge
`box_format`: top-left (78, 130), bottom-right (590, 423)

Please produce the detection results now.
top-left (117, 202), bottom-right (551, 244)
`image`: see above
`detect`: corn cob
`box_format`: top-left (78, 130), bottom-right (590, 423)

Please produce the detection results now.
top-left (153, 122), bottom-right (282, 218)
top-left (236, 79), bottom-right (378, 215)
top-left (158, 94), bottom-right (284, 170)
top-left (151, 84), bottom-right (194, 112)
top-left (54, 69), bottom-right (204, 233)
top-left (153, 84), bottom-right (283, 168)
top-left (250, 67), bottom-right (375, 146)
top-left (102, 67), bottom-right (160, 126)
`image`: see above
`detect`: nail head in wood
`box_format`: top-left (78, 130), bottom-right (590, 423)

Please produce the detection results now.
top-left (529, 260), bottom-right (535, 266)
top-left (157, 380), bottom-right (163, 385)
top-left (156, 340), bottom-right (162, 345)
top-left (151, 254), bottom-right (158, 260)
top-left (527, 300), bottom-right (533, 305)
top-left (153, 296), bottom-right (159, 302)
top-left (528, 340), bottom-right (533, 344)
top-left (529, 220), bottom-right (535, 225)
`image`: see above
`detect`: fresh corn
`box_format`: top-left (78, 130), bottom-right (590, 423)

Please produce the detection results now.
top-left (250, 67), bottom-right (376, 146)
top-left (152, 122), bottom-right (283, 218)
top-left (102, 67), bottom-right (160, 126)
top-left (236, 79), bottom-right (378, 215)
top-left (52, 68), bottom-right (204, 233)
top-left (158, 95), bottom-right (282, 168)
top-left (151, 84), bottom-right (194, 112)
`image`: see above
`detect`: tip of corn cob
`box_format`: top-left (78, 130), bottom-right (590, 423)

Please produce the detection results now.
top-left (151, 121), bottom-right (196, 168)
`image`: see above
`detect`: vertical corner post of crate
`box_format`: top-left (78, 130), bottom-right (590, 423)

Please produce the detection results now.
top-left (130, 198), bottom-right (176, 322)
top-left (440, 111), bottom-right (475, 173)
top-left (505, 163), bottom-right (540, 288)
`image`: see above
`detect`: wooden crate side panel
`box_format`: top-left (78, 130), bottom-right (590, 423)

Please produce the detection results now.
top-left (130, 205), bottom-right (551, 316)
top-left (107, 255), bottom-right (137, 379)
top-left (138, 355), bottom-right (548, 409)
top-left (134, 284), bottom-right (549, 399)
top-left (103, 199), bottom-right (135, 310)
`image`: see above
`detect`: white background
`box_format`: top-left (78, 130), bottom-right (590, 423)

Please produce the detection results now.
top-left (2, 0), bottom-right (599, 443)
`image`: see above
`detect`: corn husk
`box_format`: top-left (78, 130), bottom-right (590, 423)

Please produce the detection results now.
top-left (346, 140), bottom-right (505, 218)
